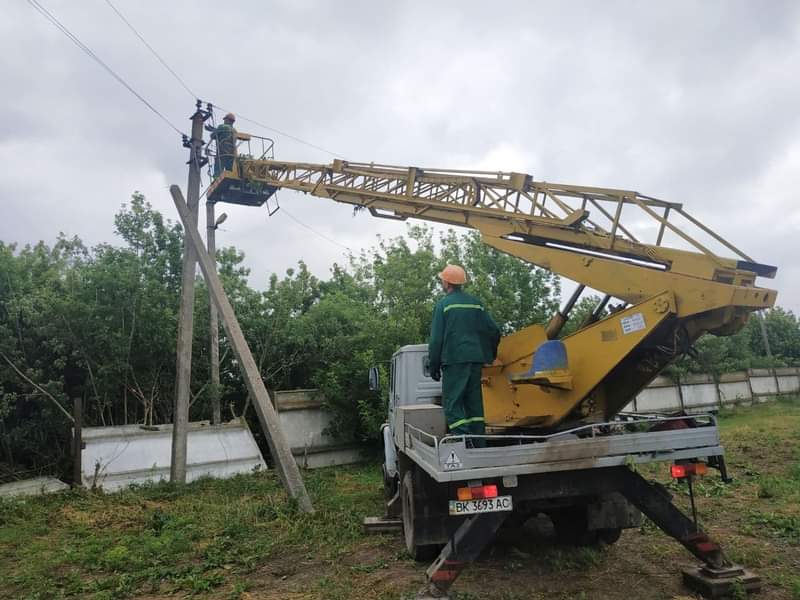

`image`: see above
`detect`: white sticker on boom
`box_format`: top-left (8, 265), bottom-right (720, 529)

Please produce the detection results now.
top-left (620, 312), bottom-right (646, 335)
top-left (444, 451), bottom-right (462, 470)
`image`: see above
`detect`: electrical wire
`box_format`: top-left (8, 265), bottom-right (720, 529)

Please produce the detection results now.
top-left (99, 0), bottom-right (342, 158)
top-left (71, 0), bottom-right (349, 246)
top-left (213, 107), bottom-right (343, 158)
top-left (280, 205), bottom-right (351, 251)
top-left (103, 0), bottom-right (198, 100)
top-left (27, 0), bottom-right (185, 137)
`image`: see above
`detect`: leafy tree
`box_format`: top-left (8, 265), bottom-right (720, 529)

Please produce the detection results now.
top-left (747, 308), bottom-right (800, 364)
top-left (667, 308), bottom-right (799, 378)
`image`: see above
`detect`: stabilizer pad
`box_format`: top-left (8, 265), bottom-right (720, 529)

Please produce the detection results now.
top-left (683, 565), bottom-right (762, 598)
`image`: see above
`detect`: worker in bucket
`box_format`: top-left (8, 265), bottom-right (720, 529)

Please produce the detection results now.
top-left (209, 112), bottom-right (238, 176)
top-left (428, 264), bottom-right (501, 448)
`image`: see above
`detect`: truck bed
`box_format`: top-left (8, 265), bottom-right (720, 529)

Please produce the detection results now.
top-left (403, 415), bottom-right (723, 483)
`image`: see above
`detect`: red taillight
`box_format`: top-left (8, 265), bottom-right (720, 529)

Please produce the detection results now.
top-left (671, 464), bottom-right (687, 479)
top-left (482, 484), bottom-right (498, 498)
top-left (456, 484), bottom-right (499, 500)
top-left (671, 462), bottom-right (707, 479)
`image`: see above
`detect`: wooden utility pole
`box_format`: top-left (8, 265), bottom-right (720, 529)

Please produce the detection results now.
top-left (171, 101), bottom-right (211, 483)
top-left (170, 185), bottom-right (314, 513)
top-left (207, 200), bottom-right (222, 425)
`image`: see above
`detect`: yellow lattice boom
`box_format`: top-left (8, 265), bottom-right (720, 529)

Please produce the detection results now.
top-left (208, 157), bottom-right (777, 428)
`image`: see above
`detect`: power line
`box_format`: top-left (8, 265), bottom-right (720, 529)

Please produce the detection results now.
top-left (103, 0), bottom-right (198, 100)
top-left (99, 0), bottom-right (343, 158)
top-left (48, 0), bottom-right (347, 248)
top-left (214, 107), bottom-right (343, 158)
top-left (27, 0), bottom-right (185, 137)
top-left (32, 0), bottom-right (353, 255)
top-left (280, 205), bottom-right (351, 251)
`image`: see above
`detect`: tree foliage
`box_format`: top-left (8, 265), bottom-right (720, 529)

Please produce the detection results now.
top-left (668, 308), bottom-right (800, 377)
top-left (1, 196), bottom-right (797, 479)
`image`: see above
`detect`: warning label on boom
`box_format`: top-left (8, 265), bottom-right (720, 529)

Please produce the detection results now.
top-left (620, 312), bottom-right (646, 335)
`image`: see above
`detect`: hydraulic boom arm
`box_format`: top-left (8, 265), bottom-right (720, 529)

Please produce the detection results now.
top-left (207, 157), bottom-right (777, 429)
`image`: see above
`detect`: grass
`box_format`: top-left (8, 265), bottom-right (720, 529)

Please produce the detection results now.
top-left (640, 398), bottom-right (800, 597)
top-left (0, 465), bottom-right (388, 599)
top-left (1, 397), bottom-right (799, 599)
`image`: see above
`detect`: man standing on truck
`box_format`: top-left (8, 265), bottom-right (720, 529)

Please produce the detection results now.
top-left (428, 264), bottom-right (501, 447)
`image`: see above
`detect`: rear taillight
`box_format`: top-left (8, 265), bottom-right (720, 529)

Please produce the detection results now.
top-left (671, 462), bottom-right (708, 479)
top-left (671, 464), bottom-right (687, 478)
top-left (456, 483), bottom-right (499, 500)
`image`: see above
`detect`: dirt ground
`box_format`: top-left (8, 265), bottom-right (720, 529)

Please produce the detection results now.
top-left (218, 519), bottom-right (795, 600)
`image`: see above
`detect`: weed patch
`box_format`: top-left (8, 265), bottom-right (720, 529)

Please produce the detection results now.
top-left (746, 511), bottom-right (800, 542)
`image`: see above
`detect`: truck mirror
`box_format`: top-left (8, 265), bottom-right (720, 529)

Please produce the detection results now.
top-left (368, 366), bottom-right (380, 391)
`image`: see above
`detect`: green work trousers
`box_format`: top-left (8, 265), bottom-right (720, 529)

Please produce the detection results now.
top-left (442, 362), bottom-right (485, 445)
top-left (213, 155), bottom-right (235, 177)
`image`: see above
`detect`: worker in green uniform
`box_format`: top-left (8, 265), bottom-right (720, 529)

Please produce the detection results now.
top-left (428, 264), bottom-right (501, 447)
top-left (209, 112), bottom-right (238, 177)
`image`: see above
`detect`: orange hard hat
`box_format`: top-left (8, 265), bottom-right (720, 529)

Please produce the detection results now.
top-left (438, 264), bottom-right (467, 285)
top-left (223, 112), bottom-right (236, 123)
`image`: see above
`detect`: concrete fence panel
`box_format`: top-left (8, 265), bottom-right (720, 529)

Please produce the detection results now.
top-left (775, 367), bottom-right (800, 394)
top-left (749, 369), bottom-right (779, 398)
top-left (629, 369), bottom-right (794, 415)
top-left (636, 376), bottom-right (682, 413)
top-left (680, 374), bottom-right (719, 412)
top-left (81, 420), bottom-right (267, 492)
top-left (717, 371), bottom-right (752, 406)
top-left (274, 389), bottom-right (363, 469)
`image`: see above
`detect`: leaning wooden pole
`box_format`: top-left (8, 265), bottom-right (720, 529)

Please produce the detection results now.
top-left (170, 185), bottom-right (314, 513)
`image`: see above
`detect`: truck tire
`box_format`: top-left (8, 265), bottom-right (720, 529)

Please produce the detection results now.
top-left (401, 470), bottom-right (440, 562)
top-left (597, 527), bottom-right (622, 545)
top-left (549, 507), bottom-right (598, 546)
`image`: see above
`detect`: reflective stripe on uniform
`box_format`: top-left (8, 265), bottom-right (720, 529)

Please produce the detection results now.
top-left (448, 416), bottom-right (486, 430)
top-left (443, 303), bottom-right (484, 313)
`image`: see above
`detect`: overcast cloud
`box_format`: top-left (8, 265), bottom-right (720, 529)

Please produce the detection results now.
top-left (2, 1), bottom-right (798, 313)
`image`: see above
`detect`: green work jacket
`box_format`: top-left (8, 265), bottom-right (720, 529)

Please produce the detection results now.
top-left (428, 290), bottom-right (501, 376)
top-left (211, 123), bottom-right (237, 158)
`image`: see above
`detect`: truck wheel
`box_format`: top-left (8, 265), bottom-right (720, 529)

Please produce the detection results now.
top-left (401, 470), bottom-right (440, 562)
top-left (550, 507), bottom-right (598, 546)
top-left (597, 527), bottom-right (622, 545)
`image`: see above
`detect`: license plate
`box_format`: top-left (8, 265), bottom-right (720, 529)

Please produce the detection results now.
top-left (448, 495), bottom-right (513, 516)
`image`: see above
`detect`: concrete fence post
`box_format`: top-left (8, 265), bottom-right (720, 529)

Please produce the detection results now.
top-left (72, 396), bottom-right (83, 487)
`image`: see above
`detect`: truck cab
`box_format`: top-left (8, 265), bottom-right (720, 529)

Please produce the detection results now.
top-left (382, 344), bottom-right (441, 491)
top-left (387, 344), bottom-right (441, 429)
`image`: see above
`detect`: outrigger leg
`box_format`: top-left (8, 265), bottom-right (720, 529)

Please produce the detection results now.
top-left (614, 468), bottom-right (761, 598)
top-left (417, 512), bottom-right (509, 599)
top-left (417, 466), bottom-right (759, 599)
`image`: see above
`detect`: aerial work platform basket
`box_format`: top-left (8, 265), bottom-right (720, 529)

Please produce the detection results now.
top-left (207, 169), bottom-right (279, 207)
top-left (206, 130), bottom-right (279, 208)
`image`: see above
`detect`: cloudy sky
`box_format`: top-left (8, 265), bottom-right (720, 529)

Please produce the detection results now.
top-left (2, 1), bottom-right (798, 313)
